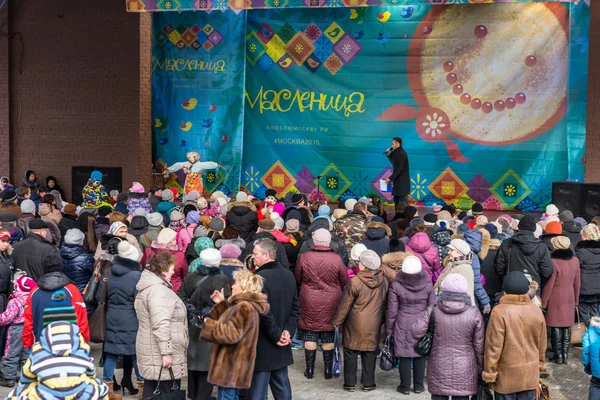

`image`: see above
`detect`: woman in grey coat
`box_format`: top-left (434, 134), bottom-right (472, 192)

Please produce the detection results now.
top-left (177, 248), bottom-right (231, 400)
top-left (411, 273), bottom-right (485, 400)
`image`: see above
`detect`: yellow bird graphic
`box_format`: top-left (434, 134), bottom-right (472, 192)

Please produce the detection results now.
top-left (279, 58), bottom-right (292, 68)
top-left (307, 58), bottom-right (320, 68)
top-left (180, 122), bottom-right (193, 132)
top-left (182, 98), bottom-right (198, 111)
top-left (378, 11), bottom-right (391, 23)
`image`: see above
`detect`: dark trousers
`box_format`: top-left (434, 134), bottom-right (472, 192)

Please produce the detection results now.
top-left (494, 390), bottom-right (536, 400)
top-left (247, 367), bottom-right (292, 400)
top-left (399, 357), bottom-right (426, 392)
top-left (141, 378), bottom-right (182, 399)
top-left (432, 396), bottom-right (471, 400)
top-left (580, 302), bottom-right (599, 327)
top-left (343, 348), bottom-right (376, 388)
top-left (590, 377), bottom-right (600, 400)
top-left (393, 196), bottom-right (408, 213)
top-left (188, 370), bottom-right (214, 400)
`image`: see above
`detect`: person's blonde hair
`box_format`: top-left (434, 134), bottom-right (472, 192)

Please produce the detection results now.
top-left (232, 268), bottom-right (264, 294)
top-left (187, 152), bottom-right (200, 163)
top-left (109, 212), bottom-right (126, 225)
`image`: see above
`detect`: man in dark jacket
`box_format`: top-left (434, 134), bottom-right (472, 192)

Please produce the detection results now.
top-left (245, 220), bottom-right (290, 269)
top-left (58, 204), bottom-right (80, 240)
top-left (148, 185), bottom-right (164, 211)
top-left (494, 215), bottom-right (553, 290)
top-left (384, 136), bottom-right (410, 212)
top-left (560, 210), bottom-right (583, 249)
top-left (300, 218), bottom-right (349, 266)
top-left (12, 219), bottom-right (63, 281)
top-left (247, 238), bottom-right (300, 400)
top-left (226, 192), bottom-right (258, 242)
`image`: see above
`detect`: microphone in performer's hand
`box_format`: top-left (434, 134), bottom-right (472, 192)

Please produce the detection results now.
top-left (383, 147), bottom-right (392, 155)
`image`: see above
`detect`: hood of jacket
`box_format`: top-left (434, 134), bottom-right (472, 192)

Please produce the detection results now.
top-left (307, 218), bottom-right (331, 234)
top-left (356, 268), bottom-right (386, 289)
top-left (395, 269), bottom-right (430, 292)
top-left (228, 292), bottom-right (270, 316)
top-left (436, 291), bottom-right (473, 314)
top-left (432, 229), bottom-right (452, 246)
top-left (227, 201), bottom-right (257, 214)
top-left (38, 272), bottom-right (71, 291)
top-left (463, 230), bottom-right (482, 254)
top-left (489, 238), bottom-right (501, 250)
top-left (156, 202), bottom-right (177, 213)
top-left (112, 256), bottom-right (142, 277)
top-left (511, 231), bottom-right (543, 256)
top-left (23, 170), bottom-right (39, 187)
top-left (39, 321), bottom-right (86, 357)
top-left (215, 238), bottom-right (246, 250)
top-left (136, 269), bottom-right (171, 292)
top-left (60, 244), bottom-right (87, 260)
top-left (562, 221), bottom-right (583, 234)
top-left (365, 222), bottom-right (391, 240)
top-left (407, 232), bottom-right (432, 253)
top-left (129, 216), bottom-right (149, 236)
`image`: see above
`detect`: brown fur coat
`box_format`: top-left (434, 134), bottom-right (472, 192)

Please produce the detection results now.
top-left (381, 251), bottom-right (410, 283)
top-left (201, 292), bottom-right (270, 389)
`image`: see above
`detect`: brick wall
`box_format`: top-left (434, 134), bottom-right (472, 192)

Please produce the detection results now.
top-left (586, 3), bottom-right (600, 183)
top-left (0, 3), bottom-right (9, 177)
top-left (3, 0), bottom-right (152, 201)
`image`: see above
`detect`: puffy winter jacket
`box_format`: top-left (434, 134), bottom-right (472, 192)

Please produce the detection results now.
top-left (101, 256), bottom-right (142, 355)
top-left (299, 219), bottom-right (349, 266)
top-left (576, 240), bottom-right (600, 303)
top-left (360, 222), bottom-right (391, 257)
top-left (296, 246), bottom-right (347, 332)
top-left (12, 233), bottom-right (63, 282)
top-left (0, 251), bottom-right (13, 298)
top-left (225, 201), bottom-right (258, 242)
top-left (381, 251), bottom-right (409, 283)
top-left (405, 232), bottom-right (440, 280)
top-left (563, 221), bottom-right (583, 249)
top-left (386, 269), bottom-right (435, 358)
top-left (463, 230), bottom-right (490, 306)
top-left (494, 231), bottom-right (553, 288)
top-left (411, 291), bottom-right (485, 397)
top-left (583, 316), bottom-right (600, 378)
top-left (142, 243), bottom-right (188, 292)
top-left (60, 244), bottom-right (94, 293)
top-left (127, 193), bottom-right (153, 216)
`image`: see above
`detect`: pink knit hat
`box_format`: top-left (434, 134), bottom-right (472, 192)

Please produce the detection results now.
top-left (441, 273), bottom-right (468, 293)
top-left (130, 182), bottom-right (145, 193)
top-left (220, 243), bottom-right (242, 259)
top-left (15, 275), bottom-right (36, 292)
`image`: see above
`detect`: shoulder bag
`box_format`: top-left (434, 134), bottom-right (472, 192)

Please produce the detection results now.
top-left (414, 305), bottom-right (436, 357)
top-left (571, 307), bottom-right (586, 345)
top-left (88, 267), bottom-right (111, 343)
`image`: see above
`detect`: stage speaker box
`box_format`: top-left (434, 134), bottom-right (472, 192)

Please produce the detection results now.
top-left (72, 167), bottom-right (122, 207)
top-left (581, 183), bottom-right (600, 221)
top-left (552, 182), bottom-right (582, 217)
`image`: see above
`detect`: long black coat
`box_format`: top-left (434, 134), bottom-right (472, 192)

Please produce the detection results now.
top-left (563, 221), bottom-right (583, 249)
top-left (12, 233), bottom-right (63, 282)
top-left (0, 251), bottom-right (13, 298)
top-left (387, 146), bottom-right (410, 196)
top-left (225, 201), bottom-right (258, 242)
top-left (101, 256), bottom-right (142, 355)
top-left (253, 261), bottom-right (300, 372)
top-left (494, 231), bottom-right (553, 288)
top-left (177, 266), bottom-right (231, 372)
top-left (575, 240), bottom-right (600, 303)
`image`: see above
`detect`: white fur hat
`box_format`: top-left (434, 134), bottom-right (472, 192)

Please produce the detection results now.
top-left (402, 255), bottom-right (423, 274)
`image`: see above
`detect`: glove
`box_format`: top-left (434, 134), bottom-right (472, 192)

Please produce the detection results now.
top-left (482, 303), bottom-right (491, 315)
top-left (186, 303), bottom-right (207, 328)
top-left (585, 364), bottom-right (592, 375)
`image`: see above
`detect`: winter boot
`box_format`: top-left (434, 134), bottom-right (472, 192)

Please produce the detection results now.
top-left (137, 381), bottom-right (144, 400)
top-left (323, 349), bottom-right (334, 379)
top-left (549, 328), bottom-right (563, 364)
top-left (103, 381), bottom-right (123, 400)
top-left (562, 327), bottom-right (571, 364)
top-left (304, 349), bottom-right (316, 379)
top-left (0, 378), bottom-right (15, 388)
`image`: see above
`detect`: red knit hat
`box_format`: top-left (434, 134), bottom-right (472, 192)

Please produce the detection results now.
top-left (169, 188), bottom-right (179, 198)
top-left (545, 221), bottom-right (562, 235)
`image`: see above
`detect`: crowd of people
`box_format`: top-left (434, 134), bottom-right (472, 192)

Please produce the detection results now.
top-left (0, 169), bottom-right (599, 399)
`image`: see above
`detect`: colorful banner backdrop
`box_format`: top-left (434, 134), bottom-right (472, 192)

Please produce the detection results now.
top-left (241, 3), bottom-right (589, 210)
top-left (151, 2), bottom-right (590, 209)
top-left (127, 0), bottom-right (577, 13)
top-left (152, 11), bottom-right (246, 195)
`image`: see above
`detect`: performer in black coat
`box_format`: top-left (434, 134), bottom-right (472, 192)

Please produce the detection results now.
top-left (385, 136), bottom-right (410, 212)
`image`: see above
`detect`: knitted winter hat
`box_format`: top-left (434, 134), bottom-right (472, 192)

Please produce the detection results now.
top-left (108, 222), bottom-right (127, 235)
top-left (194, 237), bottom-right (215, 256)
top-left (187, 190), bottom-right (200, 202)
top-left (15, 275), bottom-right (36, 293)
top-left (471, 203), bottom-right (484, 215)
top-left (130, 182), bottom-right (145, 193)
top-left (437, 210), bottom-right (453, 224)
top-left (483, 223), bottom-right (498, 239)
top-left (209, 217), bottom-right (226, 232)
top-left (574, 217), bottom-right (588, 227)
top-left (441, 273), bottom-right (468, 293)
top-left (236, 192), bottom-right (248, 202)
top-left (200, 248), bottom-right (222, 267)
top-left (546, 204), bottom-right (559, 216)
top-left (271, 212), bottom-right (285, 231)
top-left (43, 289), bottom-right (76, 327)
top-left (318, 205), bottom-right (331, 216)
top-left (170, 209), bottom-right (185, 223)
top-left (118, 241), bottom-right (139, 262)
top-left (220, 244), bottom-right (242, 260)
top-left (64, 204), bottom-right (77, 216)
top-left (350, 243), bottom-right (368, 261)
top-left (91, 170), bottom-right (103, 182)
top-left (503, 271), bottom-right (530, 295)
top-left (194, 225), bottom-right (208, 238)
top-left (291, 194), bottom-right (303, 205)
top-left (312, 228), bottom-right (331, 246)
top-left (551, 235), bottom-right (571, 251)
top-left (1, 190), bottom-right (17, 203)
top-left (410, 218), bottom-right (425, 229)
top-left (157, 228), bottom-right (177, 244)
top-left (545, 221), bottom-right (562, 235)
top-left (344, 199), bottom-right (357, 211)
top-left (258, 219), bottom-right (275, 232)
top-left (359, 250), bottom-right (381, 270)
top-left (64, 229), bottom-right (85, 246)
top-left (265, 189), bottom-right (277, 198)
top-left (448, 239), bottom-right (471, 257)
top-left (133, 208), bottom-right (147, 217)
top-left (358, 197), bottom-right (372, 206)
top-left (423, 213), bottom-right (437, 224)
top-left (20, 199), bottom-right (36, 214)
top-left (187, 211), bottom-right (200, 225)
top-left (402, 255), bottom-right (422, 274)
top-left (161, 190), bottom-right (174, 201)
top-left (559, 210), bottom-right (574, 223)
top-left (285, 219), bottom-right (299, 233)
top-left (518, 215), bottom-right (536, 232)
top-left (169, 188), bottom-right (179, 198)
top-left (146, 212), bottom-right (163, 227)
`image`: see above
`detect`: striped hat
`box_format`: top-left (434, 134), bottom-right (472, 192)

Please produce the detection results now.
top-left (42, 289), bottom-right (77, 328)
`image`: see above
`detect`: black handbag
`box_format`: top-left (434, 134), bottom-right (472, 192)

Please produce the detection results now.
top-left (414, 305), bottom-right (435, 357)
top-left (148, 367), bottom-right (186, 400)
top-left (380, 335), bottom-right (397, 371)
top-left (476, 381), bottom-right (493, 400)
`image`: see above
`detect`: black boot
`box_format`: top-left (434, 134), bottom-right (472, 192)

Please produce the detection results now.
top-left (120, 355), bottom-right (139, 395)
top-left (304, 349), bottom-right (316, 379)
top-left (562, 327), bottom-right (571, 364)
top-left (549, 328), bottom-right (563, 364)
top-left (323, 350), bottom-right (334, 380)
